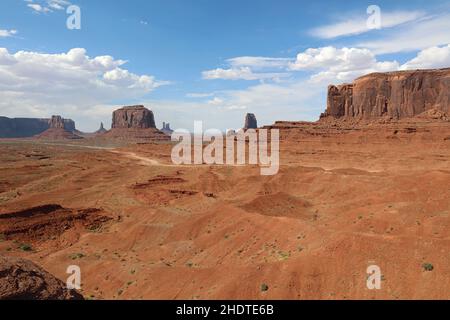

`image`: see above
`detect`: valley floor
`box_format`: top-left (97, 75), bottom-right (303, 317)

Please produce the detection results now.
top-left (0, 120), bottom-right (449, 299)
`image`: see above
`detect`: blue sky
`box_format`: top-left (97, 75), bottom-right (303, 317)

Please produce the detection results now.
top-left (1, 0), bottom-right (450, 131)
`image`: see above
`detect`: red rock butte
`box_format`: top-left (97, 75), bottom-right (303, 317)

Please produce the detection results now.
top-left (35, 115), bottom-right (83, 140)
top-left (111, 105), bottom-right (156, 129)
top-left (321, 68), bottom-right (450, 120)
top-left (104, 105), bottom-right (169, 142)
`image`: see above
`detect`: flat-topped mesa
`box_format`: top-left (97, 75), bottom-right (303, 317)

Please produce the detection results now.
top-left (105, 105), bottom-right (169, 142)
top-left (244, 113), bottom-right (258, 129)
top-left (321, 68), bottom-right (450, 120)
top-left (0, 116), bottom-right (78, 138)
top-left (112, 105), bottom-right (156, 129)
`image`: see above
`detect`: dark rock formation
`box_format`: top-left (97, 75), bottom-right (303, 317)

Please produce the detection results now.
top-left (244, 113), bottom-right (258, 129)
top-left (48, 115), bottom-right (65, 129)
top-left (0, 117), bottom-right (49, 138)
top-left (112, 105), bottom-right (156, 129)
top-left (0, 116), bottom-right (78, 138)
top-left (95, 122), bottom-right (107, 134)
top-left (321, 68), bottom-right (450, 120)
top-left (161, 122), bottom-right (173, 135)
top-left (0, 255), bottom-right (83, 300)
top-left (35, 115), bottom-right (82, 140)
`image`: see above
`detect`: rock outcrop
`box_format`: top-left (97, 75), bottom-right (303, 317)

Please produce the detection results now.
top-left (35, 115), bottom-right (83, 140)
top-left (95, 122), bottom-right (107, 134)
top-left (48, 115), bottom-right (66, 129)
top-left (321, 68), bottom-right (450, 120)
top-left (112, 105), bottom-right (156, 129)
top-left (244, 113), bottom-right (258, 129)
top-left (161, 122), bottom-right (173, 135)
top-left (105, 106), bottom-right (169, 142)
top-left (0, 255), bottom-right (83, 300)
top-left (0, 116), bottom-right (77, 138)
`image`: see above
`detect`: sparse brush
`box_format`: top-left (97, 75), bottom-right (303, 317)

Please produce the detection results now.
top-left (422, 263), bottom-right (434, 272)
top-left (261, 283), bottom-right (269, 292)
top-left (19, 244), bottom-right (32, 252)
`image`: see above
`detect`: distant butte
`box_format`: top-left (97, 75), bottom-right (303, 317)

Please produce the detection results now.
top-left (95, 122), bottom-right (108, 134)
top-left (35, 115), bottom-right (83, 140)
top-left (244, 113), bottom-right (258, 129)
top-left (111, 105), bottom-right (156, 129)
top-left (103, 105), bottom-right (169, 142)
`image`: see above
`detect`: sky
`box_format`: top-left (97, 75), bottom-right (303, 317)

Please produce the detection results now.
top-left (1, 0), bottom-right (450, 132)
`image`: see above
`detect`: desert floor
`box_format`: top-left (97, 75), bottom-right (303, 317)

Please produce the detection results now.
top-left (0, 120), bottom-right (449, 299)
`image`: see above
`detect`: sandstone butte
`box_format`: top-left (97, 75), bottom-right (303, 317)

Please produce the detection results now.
top-left (104, 105), bottom-right (169, 141)
top-left (321, 68), bottom-right (450, 120)
top-left (34, 115), bottom-right (83, 140)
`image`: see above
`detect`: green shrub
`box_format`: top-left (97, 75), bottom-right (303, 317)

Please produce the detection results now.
top-left (261, 283), bottom-right (269, 292)
top-left (422, 263), bottom-right (434, 271)
top-left (70, 253), bottom-right (85, 260)
top-left (19, 244), bottom-right (32, 252)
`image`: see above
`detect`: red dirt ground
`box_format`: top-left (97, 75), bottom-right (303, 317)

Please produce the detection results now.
top-left (0, 118), bottom-right (449, 300)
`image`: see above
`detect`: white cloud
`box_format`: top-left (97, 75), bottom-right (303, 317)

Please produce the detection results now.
top-left (27, 3), bottom-right (51, 13)
top-left (357, 13), bottom-right (450, 54)
top-left (0, 29), bottom-right (18, 38)
top-left (143, 80), bottom-right (324, 131)
top-left (289, 46), bottom-right (399, 84)
top-left (310, 10), bottom-right (425, 39)
top-left (186, 92), bottom-right (214, 98)
top-left (227, 56), bottom-right (293, 69)
top-left (47, 0), bottom-right (70, 10)
top-left (202, 66), bottom-right (290, 81)
top-left (0, 48), bottom-right (167, 131)
top-left (26, 0), bottom-right (71, 14)
top-left (207, 97), bottom-right (224, 105)
top-left (401, 44), bottom-right (450, 70)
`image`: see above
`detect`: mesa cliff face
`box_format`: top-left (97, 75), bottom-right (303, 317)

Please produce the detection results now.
top-left (35, 115), bottom-right (83, 140)
top-left (112, 105), bottom-right (156, 129)
top-left (0, 116), bottom-right (78, 138)
top-left (105, 105), bottom-right (169, 141)
top-left (322, 68), bottom-right (450, 120)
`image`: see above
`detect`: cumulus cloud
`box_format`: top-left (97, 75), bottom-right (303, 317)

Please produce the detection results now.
top-left (0, 47), bottom-right (167, 131)
top-left (401, 44), bottom-right (450, 70)
top-left (142, 80), bottom-right (324, 130)
top-left (289, 46), bottom-right (399, 83)
top-left (310, 10), bottom-right (425, 39)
